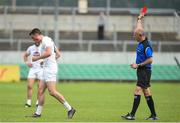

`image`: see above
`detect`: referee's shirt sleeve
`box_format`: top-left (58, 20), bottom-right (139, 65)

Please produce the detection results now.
top-left (145, 47), bottom-right (153, 58)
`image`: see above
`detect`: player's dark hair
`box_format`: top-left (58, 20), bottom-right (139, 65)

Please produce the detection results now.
top-left (29, 28), bottom-right (41, 36)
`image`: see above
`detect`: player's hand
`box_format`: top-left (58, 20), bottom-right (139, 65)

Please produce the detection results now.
top-left (26, 62), bottom-right (33, 68)
top-left (130, 63), bottom-right (138, 69)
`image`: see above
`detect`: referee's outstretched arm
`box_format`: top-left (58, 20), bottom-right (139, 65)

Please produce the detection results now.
top-left (134, 15), bottom-right (144, 38)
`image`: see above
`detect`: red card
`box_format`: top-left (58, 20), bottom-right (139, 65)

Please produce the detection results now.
top-left (140, 6), bottom-right (148, 16)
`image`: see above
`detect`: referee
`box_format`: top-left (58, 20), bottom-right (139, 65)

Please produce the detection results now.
top-left (121, 14), bottom-right (158, 120)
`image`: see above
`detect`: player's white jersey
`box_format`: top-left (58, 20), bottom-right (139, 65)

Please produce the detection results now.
top-left (41, 36), bottom-right (57, 68)
top-left (26, 44), bottom-right (42, 69)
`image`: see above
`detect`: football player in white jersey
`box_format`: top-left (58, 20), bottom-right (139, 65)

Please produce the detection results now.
top-left (28, 28), bottom-right (76, 119)
top-left (23, 42), bottom-right (43, 107)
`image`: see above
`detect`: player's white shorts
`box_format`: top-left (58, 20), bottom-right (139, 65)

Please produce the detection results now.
top-left (28, 68), bottom-right (43, 80)
top-left (42, 66), bottom-right (58, 82)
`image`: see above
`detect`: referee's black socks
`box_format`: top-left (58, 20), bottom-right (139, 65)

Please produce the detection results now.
top-left (130, 95), bottom-right (141, 116)
top-left (145, 96), bottom-right (157, 116)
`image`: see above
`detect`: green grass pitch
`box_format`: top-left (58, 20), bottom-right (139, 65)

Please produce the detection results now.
top-left (0, 81), bottom-right (180, 122)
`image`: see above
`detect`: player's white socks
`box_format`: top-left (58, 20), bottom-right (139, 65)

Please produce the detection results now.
top-left (63, 101), bottom-right (72, 111)
top-left (35, 105), bottom-right (43, 115)
top-left (27, 99), bottom-right (31, 105)
top-left (36, 100), bottom-right (39, 105)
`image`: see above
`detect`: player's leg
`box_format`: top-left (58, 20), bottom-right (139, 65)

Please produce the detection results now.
top-left (36, 79), bottom-right (42, 106)
top-left (38, 81), bottom-right (46, 106)
top-left (25, 78), bottom-right (35, 107)
top-left (36, 70), bottom-right (43, 106)
top-left (46, 82), bottom-right (76, 119)
top-left (25, 69), bottom-right (36, 107)
top-left (33, 81), bottom-right (46, 117)
top-left (46, 82), bottom-right (69, 105)
top-left (46, 82), bottom-right (65, 103)
top-left (143, 88), bottom-right (158, 120)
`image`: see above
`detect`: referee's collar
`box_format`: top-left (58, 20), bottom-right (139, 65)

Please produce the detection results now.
top-left (144, 37), bottom-right (148, 41)
top-left (140, 37), bottom-right (148, 44)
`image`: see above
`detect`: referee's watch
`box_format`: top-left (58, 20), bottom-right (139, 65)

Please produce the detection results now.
top-left (137, 63), bottom-right (142, 68)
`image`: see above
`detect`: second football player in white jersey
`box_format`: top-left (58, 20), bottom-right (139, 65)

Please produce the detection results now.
top-left (28, 28), bottom-right (76, 119)
top-left (23, 42), bottom-right (43, 107)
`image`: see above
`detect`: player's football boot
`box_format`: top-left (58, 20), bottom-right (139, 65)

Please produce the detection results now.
top-left (121, 113), bottom-right (135, 120)
top-left (31, 113), bottom-right (41, 118)
top-left (68, 107), bottom-right (76, 119)
top-left (25, 113), bottom-right (41, 118)
top-left (146, 115), bottom-right (159, 120)
top-left (25, 103), bottom-right (31, 108)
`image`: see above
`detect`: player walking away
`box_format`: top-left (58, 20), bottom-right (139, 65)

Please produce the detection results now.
top-left (23, 42), bottom-right (43, 107)
top-left (121, 14), bottom-right (159, 120)
top-left (28, 28), bottom-right (76, 119)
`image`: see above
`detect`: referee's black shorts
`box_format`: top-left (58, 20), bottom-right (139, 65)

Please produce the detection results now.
top-left (136, 67), bottom-right (152, 89)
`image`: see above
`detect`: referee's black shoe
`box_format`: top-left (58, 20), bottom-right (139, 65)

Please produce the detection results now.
top-left (121, 113), bottom-right (135, 120)
top-left (146, 115), bottom-right (159, 120)
top-left (68, 107), bottom-right (76, 119)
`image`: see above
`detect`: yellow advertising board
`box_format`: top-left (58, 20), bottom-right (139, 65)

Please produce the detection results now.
top-left (0, 65), bottom-right (20, 82)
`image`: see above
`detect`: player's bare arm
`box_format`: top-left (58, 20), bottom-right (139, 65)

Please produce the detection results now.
top-left (23, 52), bottom-right (29, 63)
top-left (23, 52), bottom-right (32, 67)
top-left (32, 47), bottom-right (51, 61)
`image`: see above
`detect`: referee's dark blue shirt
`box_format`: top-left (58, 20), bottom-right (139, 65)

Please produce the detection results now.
top-left (136, 38), bottom-right (153, 69)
